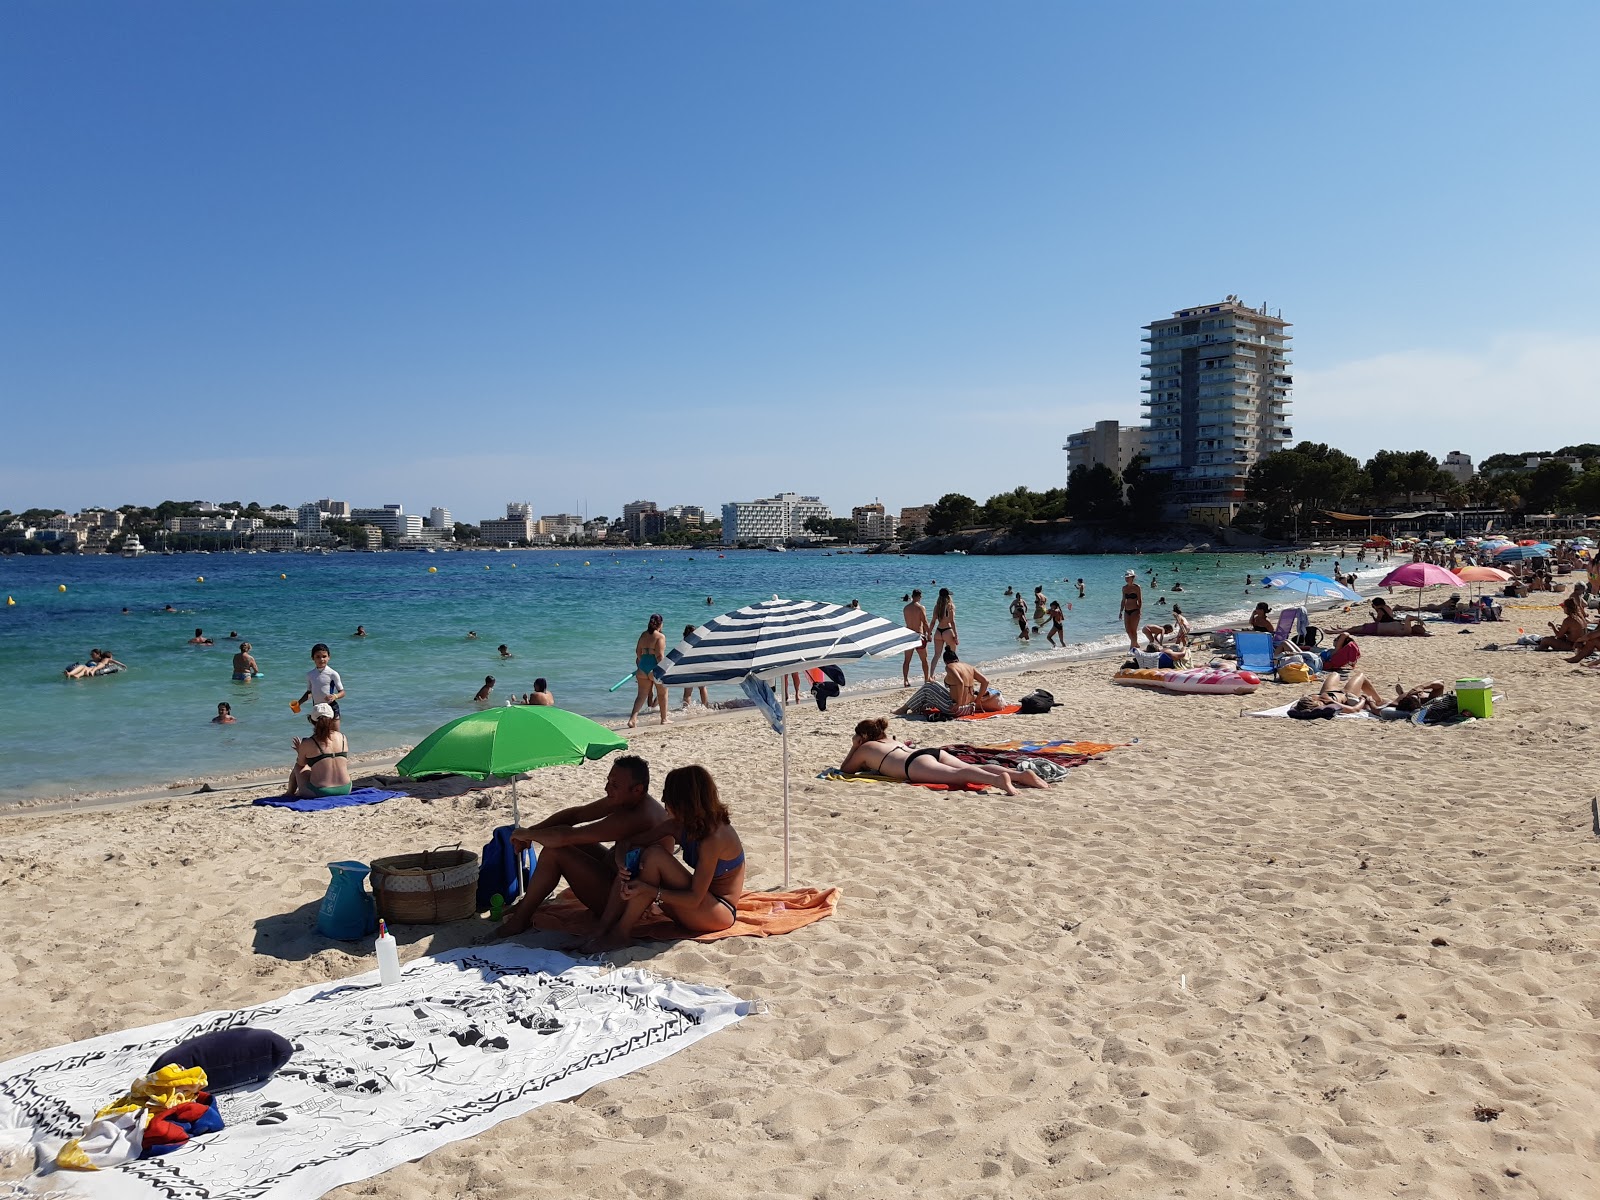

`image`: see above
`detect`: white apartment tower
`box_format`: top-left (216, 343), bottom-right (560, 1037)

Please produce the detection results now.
top-left (1142, 297), bottom-right (1293, 521)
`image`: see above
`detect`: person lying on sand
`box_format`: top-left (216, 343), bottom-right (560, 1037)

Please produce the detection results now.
top-left (582, 764), bottom-right (745, 952)
top-left (1288, 671), bottom-right (1386, 719)
top-left (840, 717), bottom-right (1045, 795)
top-left (1392, 681), bottom-right (1448, 713)
top-left (493, 755), bottom-right (666, 938)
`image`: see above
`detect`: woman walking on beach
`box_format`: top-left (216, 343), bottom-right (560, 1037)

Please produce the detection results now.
top-left (287, 703), bottom-right (351, 797)
top-left (929, 588), bottom-right (958, 673)
top-left (586, 764), bottom-right (745, 950)
top-left (628, 614), bottom-right (669, 728)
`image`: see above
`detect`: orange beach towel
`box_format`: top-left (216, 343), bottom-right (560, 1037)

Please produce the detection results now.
top-left (532, 887), bottom-right (840, 942)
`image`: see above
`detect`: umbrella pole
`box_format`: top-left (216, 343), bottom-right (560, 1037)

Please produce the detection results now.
top-left (782, 717), bottom-right (791, 889)
top-left (511, 778), bottom-right (527, 897)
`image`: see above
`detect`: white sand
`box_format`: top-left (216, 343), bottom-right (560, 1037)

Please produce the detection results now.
top-left (3, 588), bottom-right (1596, 1198)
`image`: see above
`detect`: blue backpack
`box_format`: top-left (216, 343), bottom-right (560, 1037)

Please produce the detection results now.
top-left (475, 825), bottom-right (535, 912)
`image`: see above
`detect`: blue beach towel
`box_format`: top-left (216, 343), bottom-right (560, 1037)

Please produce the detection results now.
top-left (253, 787), bottom-right (406, 812)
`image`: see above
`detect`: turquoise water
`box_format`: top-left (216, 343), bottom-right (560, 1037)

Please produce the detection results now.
top-left (0, 546), bottom-right (1370, 801)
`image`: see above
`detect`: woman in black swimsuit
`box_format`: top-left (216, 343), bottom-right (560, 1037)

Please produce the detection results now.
top-left (587, 764), bottom-right (746, 950)
top-left (287, 704), bottom-right (351, 797)
top-left (840, 718), bottom-right (1045, 795)
top-left (929, 588), bottom-right (958, 676)
top-left (1120, 571), bottom-right (1143, 652)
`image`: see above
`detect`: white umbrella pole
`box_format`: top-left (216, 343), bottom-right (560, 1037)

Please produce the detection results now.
top-left (782, 717), bottom-right (791, 889)
top-left (511, 777), bottom-right (527, 896)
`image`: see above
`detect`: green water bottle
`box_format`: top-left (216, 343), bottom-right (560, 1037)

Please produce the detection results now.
top-left (489, 894), bottom-right (504, 921)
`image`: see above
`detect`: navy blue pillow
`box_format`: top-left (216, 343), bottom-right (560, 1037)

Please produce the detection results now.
top-left (150, 1028), bottom-right (294, 1091)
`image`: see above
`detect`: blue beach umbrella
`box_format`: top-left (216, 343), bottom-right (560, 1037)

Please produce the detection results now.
top-left (656, 596), bottom-right (922, 886)
top-left (1260, 570), bottom-right (1362, 609)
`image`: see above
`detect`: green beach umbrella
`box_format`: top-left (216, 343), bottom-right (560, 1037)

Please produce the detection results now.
top-left (398, 708), bottom-right (627, 894)
top-left (397, 706), bottom-right (627, 781)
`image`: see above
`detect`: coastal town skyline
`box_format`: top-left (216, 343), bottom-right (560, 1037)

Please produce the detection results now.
top-left (6, 5), bottom-right (1596, 516)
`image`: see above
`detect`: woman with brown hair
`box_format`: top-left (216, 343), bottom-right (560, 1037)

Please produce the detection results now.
top-left (840, 717), bottom-right (1045, 795)
top-left (627, 613), bottom-right (669, 728)
top-left (586, 765), bottom-right (746, 950)
top-left (287, 703), bottom-right (351, 797)
top-left (928, 588), bottom-right (958, 674)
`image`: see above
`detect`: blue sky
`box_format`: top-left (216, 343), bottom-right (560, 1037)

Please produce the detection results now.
top-left (3, 2), bottom-right (1596, 522)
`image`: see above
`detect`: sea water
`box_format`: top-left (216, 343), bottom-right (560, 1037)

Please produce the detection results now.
top-left (0, 546), bottom-right (1375, 802)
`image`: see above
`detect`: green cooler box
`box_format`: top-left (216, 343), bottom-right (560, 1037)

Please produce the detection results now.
top-left (1455, 677), bottom-right (1493, 718)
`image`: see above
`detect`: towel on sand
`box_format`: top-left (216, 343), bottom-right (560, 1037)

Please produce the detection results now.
top-left (532, 887), bottom-right (839, 941)
top-left (957, 705), bottom-right (1021, 719)
top-left (817, 768), bottom-right (987, 792)
top-left (254, 787), bottom-right (406, 812)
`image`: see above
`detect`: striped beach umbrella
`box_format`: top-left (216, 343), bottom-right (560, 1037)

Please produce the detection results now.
top-left (656, 597), bottom-right (923, 885)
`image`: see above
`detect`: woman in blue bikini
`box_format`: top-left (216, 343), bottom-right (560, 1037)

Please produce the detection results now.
top-left (627, 614), bottom-right (669, 728)
top-left (586, 764), bottom-right (745, 950)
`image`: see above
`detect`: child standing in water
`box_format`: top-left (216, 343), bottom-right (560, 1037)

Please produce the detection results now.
top-left (294, 643), bottom-right (345, 722)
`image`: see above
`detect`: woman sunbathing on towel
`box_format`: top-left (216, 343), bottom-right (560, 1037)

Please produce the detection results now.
top-left (1288, 670), bottom-right (1386, 719)
top-left (287, 704), bottom-right (351, 797)
top-left (840, 717), bottom-right (1045, 795)
top-left (585, 764), bottom-right (744, 951)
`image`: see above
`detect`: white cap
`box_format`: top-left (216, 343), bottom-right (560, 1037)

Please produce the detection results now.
top-left (311, 702), bottom-right (336, 719)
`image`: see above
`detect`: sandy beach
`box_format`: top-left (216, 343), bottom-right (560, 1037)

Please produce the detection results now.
top-left (3, 586), bottom-right (1596, 1198)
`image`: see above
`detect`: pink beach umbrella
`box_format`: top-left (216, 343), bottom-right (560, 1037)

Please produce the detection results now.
top-left (1380, 561), bottom-right (1464, 614)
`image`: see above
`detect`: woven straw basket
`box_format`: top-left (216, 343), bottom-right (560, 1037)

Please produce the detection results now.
top-left (370, 845), bottom-right (480, 924)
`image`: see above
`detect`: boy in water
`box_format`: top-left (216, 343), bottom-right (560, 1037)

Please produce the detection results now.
top-left (475, 676), bottom-right (496, 703)
top-left (294, 643), bottom-right (345, 721)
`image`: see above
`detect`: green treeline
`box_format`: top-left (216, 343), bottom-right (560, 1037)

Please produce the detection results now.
top-left (921, 444), bottom-right (1600, 539)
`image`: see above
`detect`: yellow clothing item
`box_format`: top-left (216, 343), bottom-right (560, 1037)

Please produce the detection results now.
top-left (56, 1065), bottom-right (208, 1171)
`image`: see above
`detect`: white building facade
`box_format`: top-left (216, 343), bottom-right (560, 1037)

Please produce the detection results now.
top-left (1064, 420), bottom-right (1146, 477)
top-left (721, 493), bottom-right (831, 546)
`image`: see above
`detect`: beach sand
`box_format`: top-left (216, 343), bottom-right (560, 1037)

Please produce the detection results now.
top-left (3, 587), bottom-right (1596, 1197)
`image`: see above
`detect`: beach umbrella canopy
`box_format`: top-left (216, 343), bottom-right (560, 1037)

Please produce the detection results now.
top-left (1380, 562), bottom-right (1464, 614)
top-left (1456, 565), bottom-right (1511, 583)
top-left (1260, 570), bottom-right (1362, 605)
top-left (657, 597), bottom-right (923, 886)
top-left (1493, 544), bottom-right (1551, 562)
top-left (397, 706), bottom-right (627, 780)
top-left (396, 706), bottom-right (628, 895)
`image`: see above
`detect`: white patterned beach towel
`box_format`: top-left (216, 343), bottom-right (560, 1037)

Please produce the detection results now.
top-left (0, 945), bottom-right (749, 1200)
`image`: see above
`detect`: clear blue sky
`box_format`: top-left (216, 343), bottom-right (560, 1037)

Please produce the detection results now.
top-left (4, 2), bottom-right (1596, 522)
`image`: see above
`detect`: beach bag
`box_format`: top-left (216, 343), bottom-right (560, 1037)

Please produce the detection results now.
top-left (1295, 625), bottom-right (1323, 649)
top-left (1278, 661), bottom-right (1312, 684)
top-left (1017, 689), bottom-right (1058, 714)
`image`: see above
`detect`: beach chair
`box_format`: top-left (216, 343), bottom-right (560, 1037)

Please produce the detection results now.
top-left (1271, 607), bottom-right (1307, 650)
top-left (1233, 631), bottom-right (1278, 679)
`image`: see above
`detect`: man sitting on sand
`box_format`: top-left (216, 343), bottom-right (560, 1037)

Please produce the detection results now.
top-left (492, 755), bottom-right (666, 938)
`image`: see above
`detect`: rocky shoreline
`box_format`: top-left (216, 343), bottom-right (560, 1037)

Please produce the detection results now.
top-left (902, 521), bottom-right (1275, 555)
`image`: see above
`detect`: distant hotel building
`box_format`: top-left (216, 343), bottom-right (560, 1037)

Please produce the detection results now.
top-left (851, 502), bottom-right (898, 542)
top-left (1142, 297), bottom-right (1293, 522)
top-left (350, 504), bottom-right (423, 543)
top-left (721, 493), bottom-right (831, 547)
top-left (1441, 451), bottom-right (1474, 484)
top-left (428, 507), bottom-right (453, 533)
top-left (1064, 420), bottom-right (1146, 478)
top-left (480, 502), bottom-right (534, 546)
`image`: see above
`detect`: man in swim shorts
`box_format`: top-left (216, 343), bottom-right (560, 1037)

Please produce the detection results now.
top-left (494, 755), bottom-right (667, 936)
top-left (902, 589), bottom-right (931, 685)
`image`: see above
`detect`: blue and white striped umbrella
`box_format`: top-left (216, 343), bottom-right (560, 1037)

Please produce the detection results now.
top-left (655, 596), bottom-right (922, 888)
top-left (655, 596), bottom-right (923, 686)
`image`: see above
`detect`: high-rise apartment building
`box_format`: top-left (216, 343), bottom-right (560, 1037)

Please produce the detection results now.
top-left (621, 500), bottom-right (659, 542)
top-left (1142, 297), bottom-right (1292, 522)
top-left (428, 507), bottom-right (453, 532)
